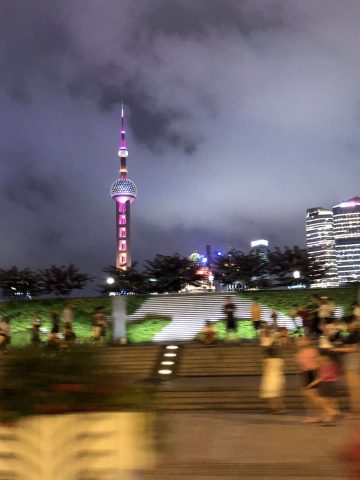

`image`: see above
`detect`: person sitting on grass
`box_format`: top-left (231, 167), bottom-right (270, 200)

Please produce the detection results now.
top-left (46, 327), bottom-right (61, 352)
top-left (64, 323), bottom-right (77, 345)
top-left (199, 321), bottom-right (217, 345)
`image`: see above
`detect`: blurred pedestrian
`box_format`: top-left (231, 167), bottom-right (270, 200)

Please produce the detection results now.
top-left (199, 321), bottom-right (217, 345)
top-left (31, 312), bottom-right (42, 345)
top-left (46, 327), bottom-right (61, 352)
top-left (332, 320), bottom-right (360, 418)
top-left (92, 307), bottom-right (107, 343)
top-left (306, 350), bottom-right (341, 424)
top-left (309, 295), bottom-right (322, 338)
top-left (296, 336), bottom-right (321, 423)
top-left (64, 323), bottom-right (77, 344)
top-left (0, 317), bottom-right (10, 351)
top-left (224, 297), bottom-right (237, 339)
top-left (62, 304), bottom-right (74, 327)
top-left (250, 298), bottom-right (262, 334)
top-left (259, 346), bottom-right (286, 414)
top-left (51, 310), bottom-right (60, 334)
top-left (270, 309), bottom-right (278, 329)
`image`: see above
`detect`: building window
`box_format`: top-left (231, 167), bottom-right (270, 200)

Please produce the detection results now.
top-left (119, 227), bottom-right (126, 238)
top-left (119, 215), bottom-right (126, 225)
top-left (120, 240), bottom-right (127, 251)
top-left (120, 254), bottom-right (127, 264)
top-left (119, 203), bottom-right (126, 213)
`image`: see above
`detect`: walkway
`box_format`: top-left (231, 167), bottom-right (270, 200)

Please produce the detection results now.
top-left (142, 412), bottom-right (358, 479)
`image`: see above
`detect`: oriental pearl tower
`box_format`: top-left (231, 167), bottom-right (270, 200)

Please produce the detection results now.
top-left (110, 104), bottom-right (137, 270)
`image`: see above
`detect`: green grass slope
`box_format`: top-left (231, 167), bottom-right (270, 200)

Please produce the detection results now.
top-left (240, 287), bottom-right (358, 316)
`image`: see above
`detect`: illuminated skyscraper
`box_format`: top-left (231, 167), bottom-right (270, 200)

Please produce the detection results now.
top-left (333, 197), bottom-right (360, 284)
top-left (250, 239), bottom-right (269, 262)
top-left (110, 105), bottom-right (137, 269)
top-left (306, 208), bottom-right (338, 287)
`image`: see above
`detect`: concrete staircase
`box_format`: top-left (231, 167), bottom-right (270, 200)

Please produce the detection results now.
top-left (128, 293), bottom-right (293, 342)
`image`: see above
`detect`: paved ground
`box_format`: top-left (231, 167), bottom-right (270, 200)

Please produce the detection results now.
top-left (140, 412), bottom-right (359, 479)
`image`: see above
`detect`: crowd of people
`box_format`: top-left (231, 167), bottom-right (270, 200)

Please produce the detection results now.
top-left (0, 304), bottom-right (109, 352)
top-left (199, 295), bottom-right (360, 424)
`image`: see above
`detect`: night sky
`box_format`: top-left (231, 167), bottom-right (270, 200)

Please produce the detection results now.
top-left (2, 0), bottom-right (360, 287)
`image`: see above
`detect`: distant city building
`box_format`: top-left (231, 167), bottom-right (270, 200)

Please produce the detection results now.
top-left (250, 239), bottom-right (269, 262)
top-left (306, 208), bottom-right (338, 287)
top-left (333, 197), bottom-right (360, 284)
top-left (110, 104), bottom-right (137, 270)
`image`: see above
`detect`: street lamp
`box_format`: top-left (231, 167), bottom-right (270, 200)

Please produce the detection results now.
top-left (106, 277), bottom-right (115, 285)
top-left (293, 270), bottom-right (300, 279)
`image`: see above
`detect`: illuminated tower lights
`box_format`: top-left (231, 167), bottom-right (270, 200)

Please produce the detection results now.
top-left (333, 197), bottom-right (360, 284)
top-left (110, 104), bottom-right (137, 270)
top-left (306, 208), bottom-right (338, 287)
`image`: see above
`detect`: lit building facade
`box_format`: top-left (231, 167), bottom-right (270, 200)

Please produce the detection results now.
top-left (333, 197), bottom-right (360, 284)
top-left (306, 208), bottom-right (338, 287)
top-left (110, 105), bottom-right (137, 269)
top-left (250, 239), bottom-right (269, 262)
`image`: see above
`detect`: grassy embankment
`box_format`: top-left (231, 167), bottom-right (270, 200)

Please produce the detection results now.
top-left (213, 287), bottom-right (358, 340)
top-left (0, 295), bottom-right (169, 346)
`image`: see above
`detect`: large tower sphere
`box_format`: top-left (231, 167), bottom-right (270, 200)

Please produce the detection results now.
top-left (110, 178), bottom-right (137, 203)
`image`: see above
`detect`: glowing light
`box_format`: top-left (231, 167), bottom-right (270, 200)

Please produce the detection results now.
top-left (166, 345), bottom-right (178, 350)
top-left (339, 201), bottom-right (357, 208)
top-left (158, 369), bottom-right (172, 375)
top-left (164, 353), bottom-right (177, 357)
top-left (106, 277), bottom-right (115, 285)
top-left (293, 270), bottom-right (301, 279)
top-left (202, 257), bottom-right (208, 264)
top-left (251, 239), bottom-right (269, 248)
top-left (161, 361), bottom-right (174, 365)
top-left (217, 251), bottom-right (222, 256)
top-left (196, 267), bottom-right (211, 276)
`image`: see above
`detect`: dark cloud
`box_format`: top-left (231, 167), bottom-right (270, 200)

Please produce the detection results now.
top-left (141, 0), bottom-right (284, 38)
top-left (0, 0), bottom-right (360, 284)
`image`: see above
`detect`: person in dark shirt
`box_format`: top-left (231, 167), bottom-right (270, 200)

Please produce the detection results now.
top-left (224, 297), bottom-right (237, 338)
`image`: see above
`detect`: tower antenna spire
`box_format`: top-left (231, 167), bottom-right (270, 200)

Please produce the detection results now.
top-left (120, 100), bottom-right (126, 151)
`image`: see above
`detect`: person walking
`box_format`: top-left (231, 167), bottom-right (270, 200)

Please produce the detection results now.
top-left (250, 298), bottom-right (262, 336)
top-left (260, 345), bottom-right (286, 414)
top-left (332, 320), bottom-right (360, 419)
top-left (306, 351), bottom-right (341, 424)
top-left (296, 336), bottom-right (321, 423)
top-left (224, 297), bottom-right (237, 339)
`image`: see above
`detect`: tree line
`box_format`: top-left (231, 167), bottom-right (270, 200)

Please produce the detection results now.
top-left (0, 265), bottom-right (93, 298)
top-left (0, 246), bottom-right (323, 298)
top-left (102, 245), bottom-right (324, 295)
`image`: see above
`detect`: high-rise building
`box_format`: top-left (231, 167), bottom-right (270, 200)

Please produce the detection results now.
top-left (306, 208), bottom-right (338, 287)
top-left (110, 105), bottom-right (137, 269)
top-left (333, 197), bottom-right (360, 284)
top-left (250, 239), bottom-right (269, 262)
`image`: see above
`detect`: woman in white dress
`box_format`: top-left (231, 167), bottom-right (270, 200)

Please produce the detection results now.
top-left (260, 346), bottom-right (286, 413)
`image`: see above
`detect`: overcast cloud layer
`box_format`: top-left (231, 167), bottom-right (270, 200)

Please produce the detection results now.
top-left (1, 0), bottom-right (360, 288)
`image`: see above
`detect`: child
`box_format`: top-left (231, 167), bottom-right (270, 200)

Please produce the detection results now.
top-left (259, 346), bottom-right (286, 413)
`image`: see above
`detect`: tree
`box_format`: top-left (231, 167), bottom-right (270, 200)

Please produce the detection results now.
top-left (214, 250), bottom-right (268, 289)
top-left (144, 254), bottom-right (203, 293)
top-left (38, 264), bottom-right (93, 296)
top-left (268, 246), bottom-right (326, 286)
top-left (101, 264), bottom-right (146, 295)
top-left (0, 267), bottom-right (41, 299)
